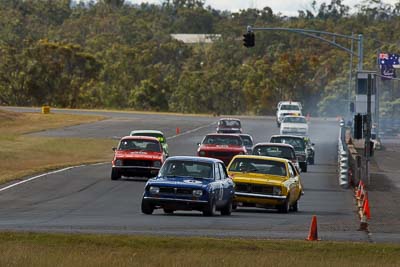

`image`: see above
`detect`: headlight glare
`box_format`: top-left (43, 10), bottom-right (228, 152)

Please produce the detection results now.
top-left (149, 186), bottom-right (160, 194)
top-left (193, 189), bottom-right (203, 197)
top-left (199, 151), bottom-right (206, 156)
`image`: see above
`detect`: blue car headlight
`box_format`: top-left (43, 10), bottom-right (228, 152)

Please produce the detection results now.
top-left (149, 186), bottom-right (160, 194)
top-left (193, 189), bottom-right (203, 197)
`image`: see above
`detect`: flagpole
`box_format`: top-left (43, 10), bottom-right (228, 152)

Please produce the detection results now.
top-left (376, 50), bottom-right (380, 142)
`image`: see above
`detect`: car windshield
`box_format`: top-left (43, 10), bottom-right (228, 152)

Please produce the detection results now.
top-left (203, 135), bottom-right (243, 146)
top-left (280, 105), bottom-right (299, 111)
top-left (229, 158), bottom-right (287, 177)
top-left (131, 132), bottom-right (165, 143)
top-left (240, 135), bottom-right (253, 146)
top-left (118, 139), bottom-right (161, 152)
top-left (159, 160), bottom-right (213, 179)
top-left (219, 120), bottom-right (241, 128)
top-left (253, 146), bottom-right (295, 160)
top-left (270, 137), bottom-right (305, 151)
top-left (283, 117), bottom-right (307, 123)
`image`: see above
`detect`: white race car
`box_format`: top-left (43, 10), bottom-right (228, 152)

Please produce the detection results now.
top-left (276, 101), bottom-right (302, 127)
top-left (280, 116), bottom-right (308, 136)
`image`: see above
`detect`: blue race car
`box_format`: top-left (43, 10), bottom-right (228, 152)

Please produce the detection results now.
top-left (141, 156), bottom-right (235, 216)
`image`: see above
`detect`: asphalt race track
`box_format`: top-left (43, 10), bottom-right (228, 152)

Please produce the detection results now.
top-left (0, 107), bottom-right (368, 241)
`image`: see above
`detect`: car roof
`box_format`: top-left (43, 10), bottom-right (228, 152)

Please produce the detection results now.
top-left (239, 133), bottom-right (253, 138)
top-left (278, 101), bottom-right (301, 106)
top-left (230, 155), bottom-right (289, 164)
top-left (253, 142), bottom-right (295, 149)
top-left (270, 134), bottom-right (305, 140)
top-left (283, 115), bottom-right (306, 119)
top-left (120, 136), bottom-right (160, 142)
top-left (130, 130), bottom-right (164, 135)
top-left (219, 118), bottom-right (241, 121)
top-left (206, 133), bottom-right (241, 137)
top-left (166, 156), bottom-right (223, 164)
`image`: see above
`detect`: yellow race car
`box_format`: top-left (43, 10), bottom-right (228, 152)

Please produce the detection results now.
top-left (227, 155), bottom-right (303, 213)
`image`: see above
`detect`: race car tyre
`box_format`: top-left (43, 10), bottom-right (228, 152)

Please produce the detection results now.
top-left (309, 157), bottom-right (315, 165)
top-left (290, 200), bottom-right (298, 212)
top-left (111, 169), bottom-right (121, 180)
top-left (163, 208), bottom-right (174, 214)
top-left (141, 199), bottom-right (154, 215)
top-left (300, 163), bottom-right (308, 173)
top-left (203, 198), bottom-right (216, 216)
top-left (278, 196), bottom-right (290, 213)
top-left (232, 203), bottom-right (237, 210)
top-left (220, 199), bottom-right (232, 216)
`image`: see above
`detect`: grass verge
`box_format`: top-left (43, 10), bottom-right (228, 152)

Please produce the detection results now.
top-left (0, 232), bottom-right (399, 267)
top-left (0, 109), bottom-right (115, 184)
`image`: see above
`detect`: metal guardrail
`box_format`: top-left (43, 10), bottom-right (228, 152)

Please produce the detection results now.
top-left (338, 119), bottom-right (349, 189)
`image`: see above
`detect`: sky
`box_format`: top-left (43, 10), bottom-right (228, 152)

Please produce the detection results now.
top-left (127, 0), bottom-right (399, 16)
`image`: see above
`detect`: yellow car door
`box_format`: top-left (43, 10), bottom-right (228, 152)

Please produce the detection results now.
top-left (287, 162), bottom-right (301, 202)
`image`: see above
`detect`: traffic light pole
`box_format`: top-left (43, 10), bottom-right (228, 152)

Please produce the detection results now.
top-left (247, 26), bottom-right (363, 70)
top-left (245, 26), bottom-right (371, 186)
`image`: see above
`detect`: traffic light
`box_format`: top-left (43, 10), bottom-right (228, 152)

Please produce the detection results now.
top-left (354, 113), bottom-right (363, 139)
top-left (243, 32), bottom-right (255, 47)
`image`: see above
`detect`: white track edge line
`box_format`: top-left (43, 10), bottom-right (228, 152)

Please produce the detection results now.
top-left (0, 122), bottom-right (215, 193)
top-left (167, 122), bottom-right (215, 140)
top-left (0, 162), bottom-right (108, 193)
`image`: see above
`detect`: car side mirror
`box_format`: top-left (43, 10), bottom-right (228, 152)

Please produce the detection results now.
top-left (112, 147), bottom-right (117, 151)
top-left (197, 142), bottom-right (201, 146)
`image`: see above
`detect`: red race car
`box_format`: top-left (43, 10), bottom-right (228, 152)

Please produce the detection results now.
top-left (111, 136), bottom-right (166, 180)
top-left (197, 133), bottom-right (247, 165)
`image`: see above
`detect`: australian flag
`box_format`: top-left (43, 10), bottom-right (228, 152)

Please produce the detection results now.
top-left (379, 53), bottom-right (400, 79)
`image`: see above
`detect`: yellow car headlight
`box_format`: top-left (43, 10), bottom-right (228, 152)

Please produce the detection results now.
top-left (273, 186), bottom-right (282, 196)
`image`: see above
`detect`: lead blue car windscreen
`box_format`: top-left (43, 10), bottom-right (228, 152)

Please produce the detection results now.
top-left (159, 160), bottom-right (214, 179)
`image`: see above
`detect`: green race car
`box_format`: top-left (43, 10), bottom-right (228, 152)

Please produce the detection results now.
top-left (130, 130), bottom-right (169, 157)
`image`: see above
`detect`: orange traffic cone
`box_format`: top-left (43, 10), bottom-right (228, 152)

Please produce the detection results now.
top-left (306, 215), bottom-right (319, 241)
top-left (363, 197), bottom-right (371, 220)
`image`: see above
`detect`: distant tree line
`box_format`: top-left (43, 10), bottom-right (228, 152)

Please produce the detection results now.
top-left (1, 0), bottom-right (400, 116)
